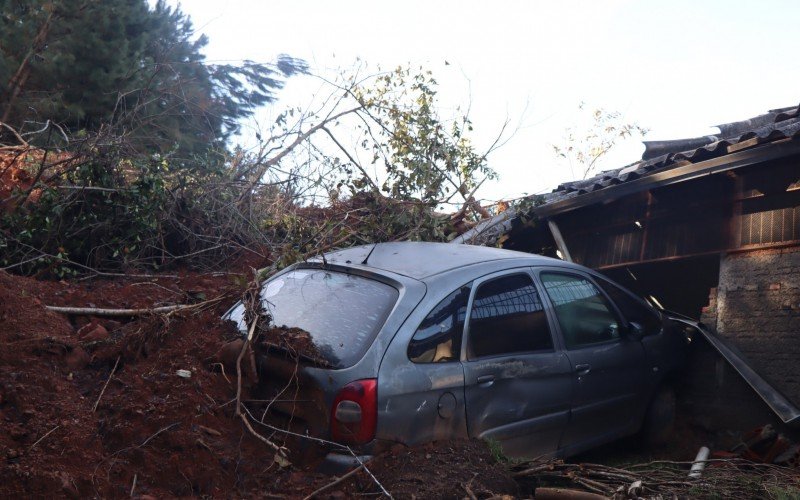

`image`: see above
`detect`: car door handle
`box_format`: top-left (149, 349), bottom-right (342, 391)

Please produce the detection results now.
top-left (476, 375), bottom-right (495, 386)
top-left (575, 364), bottom-right (591, 376)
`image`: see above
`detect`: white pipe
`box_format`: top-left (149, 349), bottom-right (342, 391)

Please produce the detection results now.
top-left (689, 446), bottom-right (710, 478)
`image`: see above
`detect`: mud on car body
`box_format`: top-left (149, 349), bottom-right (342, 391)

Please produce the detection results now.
top-left (224, 242), bottom-right (691, 466)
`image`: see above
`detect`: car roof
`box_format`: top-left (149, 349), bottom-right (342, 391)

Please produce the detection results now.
top-left (319, 241), bottom-right (565, 280)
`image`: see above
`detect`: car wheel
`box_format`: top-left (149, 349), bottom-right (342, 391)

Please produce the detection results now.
top-left (641, 385), bottom-right (676, 447)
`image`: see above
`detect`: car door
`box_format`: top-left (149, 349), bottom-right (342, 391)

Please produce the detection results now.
top-left (377, 284), bottom-right (471, 445)
top-left (537, 270), bottom-right (646, 455)
top-left (461, 270), bottom-right (573, 459)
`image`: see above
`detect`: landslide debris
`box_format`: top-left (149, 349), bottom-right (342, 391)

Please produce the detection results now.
top-left (0, 269), bottom-right (518, 499)
top-left (0, 269), bottom-right (321, 498)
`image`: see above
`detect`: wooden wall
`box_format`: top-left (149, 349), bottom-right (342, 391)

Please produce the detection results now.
top-left (555, 157), bottom-right (800, 270)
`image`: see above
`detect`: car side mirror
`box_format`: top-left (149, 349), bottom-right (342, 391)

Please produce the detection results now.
top-left (628, 321), bottom-right (645, 340)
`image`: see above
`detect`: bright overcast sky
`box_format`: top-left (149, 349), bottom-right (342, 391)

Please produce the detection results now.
top-left (169, 0), bottom-right (800, 202)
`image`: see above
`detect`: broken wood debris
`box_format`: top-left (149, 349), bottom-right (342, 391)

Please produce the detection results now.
top-left (45, 304), bottom-right (192, 316)
top-left (44, 294), bottom-right (231, 318)
top-left (512, 457), bottom-right (800, 498)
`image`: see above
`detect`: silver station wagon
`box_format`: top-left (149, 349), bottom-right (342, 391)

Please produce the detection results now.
top-left (225, 242), bottom-right (689, 466)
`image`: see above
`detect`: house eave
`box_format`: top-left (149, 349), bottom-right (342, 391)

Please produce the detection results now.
top-left (535, 137), bottom-right (800, 219)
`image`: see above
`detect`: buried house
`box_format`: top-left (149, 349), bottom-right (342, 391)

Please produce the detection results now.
top-left (456, 104), bottom-right (800, 428)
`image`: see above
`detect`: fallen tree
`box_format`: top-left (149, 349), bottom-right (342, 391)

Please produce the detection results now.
top-left (1, 64), bottom-right (507, 278)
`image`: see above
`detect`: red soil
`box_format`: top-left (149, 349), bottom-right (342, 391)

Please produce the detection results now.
top-left (0, 268), bottom-right (314, 498)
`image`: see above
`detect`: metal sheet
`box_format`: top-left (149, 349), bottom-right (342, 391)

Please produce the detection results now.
top-left (674, 318), bottom-right (800, 426)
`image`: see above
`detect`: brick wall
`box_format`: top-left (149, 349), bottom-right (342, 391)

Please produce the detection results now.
top-left (699, 287), bottom-right (717, 328)
top-left (715, 246), bottom-right (800, 404)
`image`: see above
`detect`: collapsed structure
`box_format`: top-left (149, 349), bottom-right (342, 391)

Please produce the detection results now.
top-left (456, 104), bottom-right (800, 424)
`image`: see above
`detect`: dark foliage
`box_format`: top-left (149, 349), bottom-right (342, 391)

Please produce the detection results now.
top-left (0, 0), bottom-right (306, 156)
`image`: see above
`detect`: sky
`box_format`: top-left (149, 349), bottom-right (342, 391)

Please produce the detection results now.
top-left (167, 0), bottom-right (800, 203)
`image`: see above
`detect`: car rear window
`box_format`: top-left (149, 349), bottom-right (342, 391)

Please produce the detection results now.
top-left (228, 269), bottom-right (399, 368)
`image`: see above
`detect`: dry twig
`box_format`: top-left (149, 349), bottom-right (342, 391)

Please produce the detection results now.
top-left (238, 413), bottom-right (286, 456)
top-left (235, 269), bottom-right (263, 416)
top-left (232, 270), bottom-right (289, 463)
top-left (29, 424), bottom-right (61, 450)
top-left (139, 422), bottom-right (181, 448)
top-left (240, 404), bottom-right (392, 498)
top-left (303, 464), bottom-right (365, 500)
top-left (93, 356), bottom-right (120, 412)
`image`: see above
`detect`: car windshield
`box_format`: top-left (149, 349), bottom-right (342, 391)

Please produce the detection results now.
top-left (228, 269), bottom-right (399, 368)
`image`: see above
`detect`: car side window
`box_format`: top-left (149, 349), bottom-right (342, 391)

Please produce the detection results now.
top-left (540, 272), bottom-right (620, 349)
top-left (595, 277), bottom-right (663, 336)
top-left (408, 285), bottom-right (470, 363)
top-left (466, 274), bottom-right (553, 359)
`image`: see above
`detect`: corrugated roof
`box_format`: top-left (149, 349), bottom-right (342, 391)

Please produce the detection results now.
top-left (453, 103), bottom-right (800, 245)
top-left (552, 103), bottom-right (800, 201)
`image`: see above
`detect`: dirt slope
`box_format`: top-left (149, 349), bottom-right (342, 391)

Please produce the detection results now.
top-left (0, 269), bottom-right (307, 497)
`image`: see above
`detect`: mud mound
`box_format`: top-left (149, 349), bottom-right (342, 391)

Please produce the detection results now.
top-left (0, 269), bottom-right (328, 498)
top-left (83, 310), bottom-right (295, 498)
top-left (258, 326), bottom-right (333, 367)
top-left (342, 440), bottom-right (519, 499)
top-left (0, 271), bottom-right (69, 351)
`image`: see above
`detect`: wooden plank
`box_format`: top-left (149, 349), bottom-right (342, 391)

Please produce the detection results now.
top-left (727, 137), bottom-right (760, 153)
top-left (729, 174), bottom-right (743, 248)
top-left (639, 190), bottom-right (653, 261)
top-left (547, 219), bottom-right (573, 263)
top-left (595, 239), bottom-right (800, 270)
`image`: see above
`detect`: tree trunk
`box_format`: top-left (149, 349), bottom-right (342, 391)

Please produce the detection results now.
top-left (1, 8), bottom-right (54, 123)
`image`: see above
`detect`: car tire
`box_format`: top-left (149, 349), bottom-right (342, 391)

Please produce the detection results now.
top-left (641, 385), bottom-right (676, 447)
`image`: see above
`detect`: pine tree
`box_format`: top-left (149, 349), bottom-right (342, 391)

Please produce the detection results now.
top-left (0, 0), bottom-right (305, 155)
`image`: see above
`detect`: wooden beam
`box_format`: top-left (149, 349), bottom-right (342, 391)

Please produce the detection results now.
top-left (547, 219), bottom-right (573, 262)
top-left (639, 190), bottom-right (654, 261)
top-left (728, 173), bottom-right (744, 248)
top-left (727, 137), bottom-right (760, 153)
top-left (595, 239), bottom-right (800, 270)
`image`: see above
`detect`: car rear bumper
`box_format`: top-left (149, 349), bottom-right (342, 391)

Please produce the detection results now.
top-left (317, 451), bottom-right (373, 474)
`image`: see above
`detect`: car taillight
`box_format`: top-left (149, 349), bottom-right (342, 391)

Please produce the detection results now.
top-left (330, 379), bottom-right (377, 445)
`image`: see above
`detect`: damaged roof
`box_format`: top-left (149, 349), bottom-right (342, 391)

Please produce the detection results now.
top-left (454, 103), bottom-right (800, 245)
top-left (553, 103), bottom-right (800, 202)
